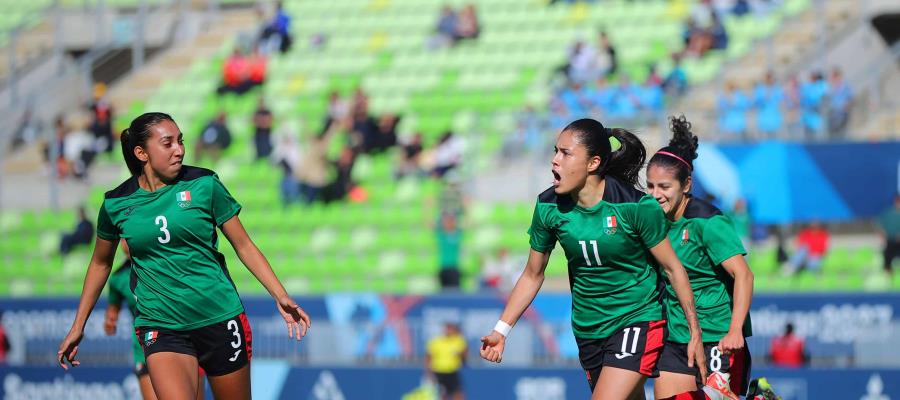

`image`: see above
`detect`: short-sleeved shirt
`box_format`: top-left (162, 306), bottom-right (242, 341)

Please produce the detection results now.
top-left (107, 261), bottom-right (143, 363)
top-left (664, 198), bottom-right (752, 344)
top-left (528, 177), bottom-right (668, 339)
top-left (879, 208), bottom-right (900, 239)
top-left (97, 166), bottom-right (244, 331)
top-left (427, 334), bottom-right (467, 374)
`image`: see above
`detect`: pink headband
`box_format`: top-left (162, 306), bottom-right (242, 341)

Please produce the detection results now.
top-left (656, 151), bottom-right (692, 170)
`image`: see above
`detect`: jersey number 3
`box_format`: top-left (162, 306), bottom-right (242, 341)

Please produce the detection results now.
top-left (155, 216), bottom-right (170, 244)
top-left (578, 240), bottom-right (602, 266)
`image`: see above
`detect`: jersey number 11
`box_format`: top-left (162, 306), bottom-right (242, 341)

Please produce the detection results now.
top-left (578, 240), bottom-right (602, 266)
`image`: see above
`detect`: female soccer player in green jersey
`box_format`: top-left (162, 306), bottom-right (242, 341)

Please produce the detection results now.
top-left (103, 240), bottom-right (204, 400)
top-left (480, 118), bottom-right (706, 400)
top-left (647, 116), bottom-right (754, 400)
top-left (58, 112), bottom-right (311, 400)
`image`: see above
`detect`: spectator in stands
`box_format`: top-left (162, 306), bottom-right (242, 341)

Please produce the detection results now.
top-left (425, 322), bottom-right (467, 400)
top-left (709, 12), bottom-right (729, 50)
top-left (88, 83), bottom-right (114, 154)
top-left (432, 131), bottom-right (463, 179)
top-left (436, 212), bottom-right (463, 290)
top-left (767, 323), bottom-right (808, 367)
top-left (351, 107), bottom-right (380, 154)
top-left (60, 207), bottom-right (94, 255)
top-left (878, 194), bottom-right (900, 275)
top-left (396, 133), bottom-right (425, 180)
top-left (272, 124), bottom-right (302, 206)
top-left (247, 47), bottom-right (268, 88)
top-left (562, 40), bottom-right (597, 85)
top-left (259, 1), bottom-right (292, 54)
top-left (732, 0), bottom-right (751, 16)
top-left (323, 90), bottom-right (350, 134)
top-left (784, 222), bottom-right (829, 275)
top-left (297, 130), bottom-right (334, 204)
top-left (369, 114), bottom-right (399, 154)
top-left (253, 98), bottom-right (274, 160)
top-left (455, 4), bottom-right (480, 41)
top-left (684, 17), bottom-right (713, 57)
top-left (663, 54), bottom-right (689, 97)
top-left (195, 112), bottom-right (232, 164)
top-left (783, 74), bottom-right (803, 136)
top-left (800, 71), bottom-right (828, 140)
top-left (322, 147), bottom-right (357, 204)
top-left (480, 248), bottom-right (522, 292)
top-left (646, 64), bottom-right (663, 87)
top-left (63, 115), bottom-right (97, 180)
top-left (0, 310), bottom-right (8, 364)
top-left (718, 82), bottom-right (750, 139)
top-left (595, 31), bottom-right (617, 78)
top-left (429, 6), bottom-right (459, 49)
top-left (217, 49), bottom-right (251, 95)
top-left (44, 116), bottom-right (69, 179)
top-left (350, 87), bottom-right (370, 122)
top-left (754, 71), bottom-right (785, 139)
top-left (827, 67), bottom-right (853, 138)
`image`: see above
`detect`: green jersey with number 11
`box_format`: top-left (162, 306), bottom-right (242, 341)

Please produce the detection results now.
top-left (97, 166), bottom-right (244, 331)
top-left (529, 177), bottom-right (669, 339)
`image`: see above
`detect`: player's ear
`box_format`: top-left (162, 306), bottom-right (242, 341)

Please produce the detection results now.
top-left (684, 176), bottom-right (692, 194)
top-left (587, 155), bottom-right (602, 173)
top-left (134, 145), bottom-right (149, 162)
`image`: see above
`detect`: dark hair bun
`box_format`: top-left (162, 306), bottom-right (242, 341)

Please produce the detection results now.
top-left (667, 115), bottom-right (698, 161)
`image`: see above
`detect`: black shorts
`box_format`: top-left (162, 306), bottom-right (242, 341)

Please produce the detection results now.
top-left (136, 312), bottom-right (253, 377)
top-left (658, 341), bottom-right (752, 395)
top-left (434, 372), bottom-right (461, 395)
top-left (577, 320), bottom-right (666, 392)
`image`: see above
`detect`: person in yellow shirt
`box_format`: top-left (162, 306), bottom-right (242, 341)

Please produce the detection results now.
top-left (426, 322), bottom-right (467, 400)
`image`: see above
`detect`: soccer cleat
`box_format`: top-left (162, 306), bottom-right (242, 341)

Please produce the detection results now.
top-left (702, 371), bottom-right (740, 400)
top-left (747, 377), bottom-right (782, 400)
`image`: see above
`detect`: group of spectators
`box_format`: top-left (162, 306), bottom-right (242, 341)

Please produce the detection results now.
top-left (429, 4), bottom-right (480, 49)
top-left (717, 68), bottom-right (853, 140)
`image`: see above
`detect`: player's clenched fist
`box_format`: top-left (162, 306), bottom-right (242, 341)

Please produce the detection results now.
top-left (480, 331), bottom-right (506, 363)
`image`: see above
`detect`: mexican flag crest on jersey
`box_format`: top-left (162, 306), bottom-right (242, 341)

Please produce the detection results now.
top-left (176, 190), bottom-right (191, 208)
top-left (604, 215), bottom-right (617, 235)
top-left (681, 228), bottom-right (689, 245)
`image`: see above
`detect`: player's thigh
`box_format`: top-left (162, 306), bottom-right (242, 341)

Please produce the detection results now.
top-left (592, 366), bottom-right (646, 400)
top-left (146, 352), bottom-right (200, 400)
top-left (207, 363), bottom-right (251, 400)
top-left (138, 373), bottom-right (158, 400)
top-left (654, 371), bottom-right (698, 399)
top-left (656, 342), bottom-right (700, 398)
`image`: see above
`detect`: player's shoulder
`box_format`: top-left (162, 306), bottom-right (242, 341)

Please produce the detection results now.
top-left (602, 176), bottom-right (645, 204)
top-left (105, 176), bottom-right (140, 199)
top-left (683, 197), bottom-right (723, 220)
top-left (178, 165), bottom-right (216, 182)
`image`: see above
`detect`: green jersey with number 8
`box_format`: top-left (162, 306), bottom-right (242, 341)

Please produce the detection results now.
top-left (97, 166), bottom-right (244, 331)
top-left (529, 177), bottom-right (669, 339)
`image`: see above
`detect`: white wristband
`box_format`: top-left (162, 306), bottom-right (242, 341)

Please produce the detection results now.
top-left (494, 320), bottom-right (512, 337)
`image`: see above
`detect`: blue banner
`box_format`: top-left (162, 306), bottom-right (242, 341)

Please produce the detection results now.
top-left (2, 365), bottom-right (898, 399)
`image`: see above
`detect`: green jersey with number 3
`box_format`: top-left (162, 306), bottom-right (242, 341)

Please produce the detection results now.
top-left (529, 178), bottom-right (669, 339)
top-left (664, 198), bottom-right (752, 344)
top-left (97, 166), bottom-right (244, 330)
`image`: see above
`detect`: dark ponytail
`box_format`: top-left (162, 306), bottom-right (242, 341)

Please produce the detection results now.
top-left (121, 112), bottom-right (175, 176)
top-left (563, 118), bottom-right (647, 188)
top-left (648, 115), bottom-right (699, 185)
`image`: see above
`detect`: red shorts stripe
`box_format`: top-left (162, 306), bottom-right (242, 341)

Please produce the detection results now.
top-left (729, 347), bottom-right (747, 394)
top-left (639, 319), bottom-right (666, 375)
top-left (238, 312), bottom-right (253, 361)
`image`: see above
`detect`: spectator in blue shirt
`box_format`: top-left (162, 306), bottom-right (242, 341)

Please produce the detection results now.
top-left (753, 71), bottom-right (785, 139)
top-left (260, 2), bottom-right (292, 53)
top-left (718, 82), bottom-right (750, 139)
top-left (663, 54), bottom-right (689, 97)
top-left (800, 71), bottom-right (828, 140)
top-left (827, 68), bottom-right (852, 138)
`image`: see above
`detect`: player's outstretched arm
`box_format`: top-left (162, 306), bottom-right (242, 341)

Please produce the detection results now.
top-left (58, 237), bottom-right (117, 370)
top-left (221, 215), bottom-right (311, 340)
top-left (650, 238), bottom-right (708, 382)
top-left (719, 255), bottom-right (754, 354)
top-left (481, 249), bottom-right (550, 363)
